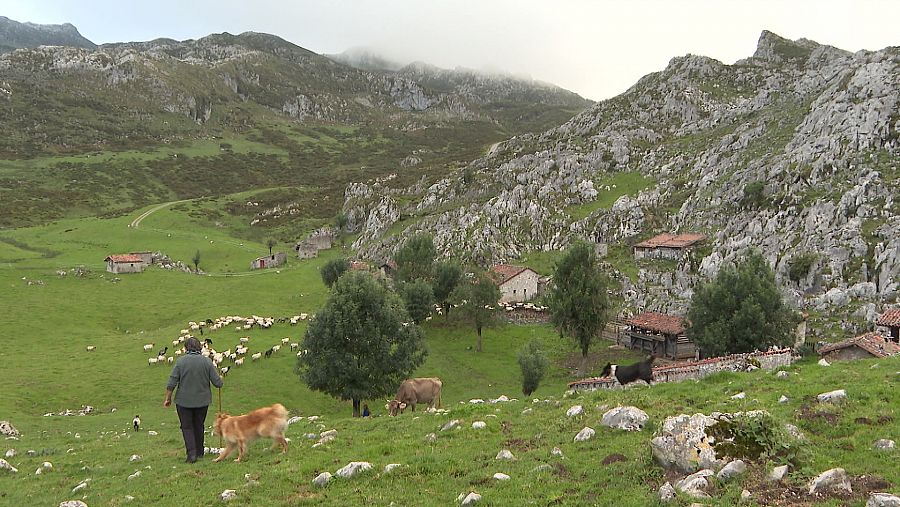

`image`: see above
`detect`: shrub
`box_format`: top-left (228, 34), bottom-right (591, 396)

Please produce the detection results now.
top-left (740, 181), bottom-right (767, 209)
top-left (400, 280), bottom-right (435, 324)
top-left (518, 339), bottom-right (548, 397)
top-left (321, 258), bottom-right (349, 288)
top-left (788, 252), bottom-right (818, 283)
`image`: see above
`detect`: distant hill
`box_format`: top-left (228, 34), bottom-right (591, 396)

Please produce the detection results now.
top-left (0, 16), bottom-right (96, 52)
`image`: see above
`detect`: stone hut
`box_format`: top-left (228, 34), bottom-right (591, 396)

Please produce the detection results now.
top-left (250, 252), bottom-right (287, 270)
top-left (129, 251), bottom-right (154, 265)
top-left (817, 332), bottom-right (900, 361)
top-left (105, 254), bottom-right (145, 274)
top-left (876, 308), bottom-right (900, 342)
top-left (489, 264), bottom-right (541, 303)
top-left (295, 241), bottom-right (319, 259)
top-left (624, 311), bottom-right (696, 360)
top-left (633, 233), bottom-right (706, 261)
top-left (294, 228), bottom-right (334, 259)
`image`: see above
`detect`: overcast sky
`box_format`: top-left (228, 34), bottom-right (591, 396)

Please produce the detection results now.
top-left (3, 0), bottom-right (898, 100)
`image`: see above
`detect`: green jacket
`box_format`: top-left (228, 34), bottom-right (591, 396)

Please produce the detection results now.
top-left (166, 352), bottom-right (223, 408)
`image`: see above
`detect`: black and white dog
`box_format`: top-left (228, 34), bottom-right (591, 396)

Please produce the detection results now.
top-left (132, 415), bottom-right (141, 431)
top-left (600, 356), bottom-right (655, 385)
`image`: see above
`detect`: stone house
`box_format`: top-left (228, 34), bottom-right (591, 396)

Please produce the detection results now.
top-left (817, 332), bottom-right (900, 361)
top-left (295, 241), bottom-right (319, 259)
top-left (129, 251), bottom-right (154, 265)
top-left (875, 308), bottom-right (900, 342)
top-left (623, 311), bottom-right (697, 360)
top-left (105, 254), bottom-right (145, 274)
top-left (250, 252), bottom-right (287, 270)
top-left (294, 228), bottom-right (334, 259)
top-left (633, 233), bottom-right (706, 260)
top-left (489, 264), bottom-right (541, 303)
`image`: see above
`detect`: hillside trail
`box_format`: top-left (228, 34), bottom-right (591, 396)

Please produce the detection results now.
top-left (129, 199), bottom-right (190, 228)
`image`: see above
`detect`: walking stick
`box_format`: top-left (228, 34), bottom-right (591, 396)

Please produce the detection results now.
top-left (217, 386), bottom-right (223, 447)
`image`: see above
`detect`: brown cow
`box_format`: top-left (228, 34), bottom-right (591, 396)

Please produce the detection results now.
top-left (385, 377), bottom-right (443, 416)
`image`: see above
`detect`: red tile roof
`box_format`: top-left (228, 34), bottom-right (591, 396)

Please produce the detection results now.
top-left (817, 332), bottom-right (900, 359)
top-left (635, 233), bottom-right (706, 249)
top-left (876, 308), bottom-right (900, 327)
top-left (105, 254), bottom-right (143, 263)
top-left (489, 264), bottom-right (534, 285)
top-left (626, 311), bottom-right (686, 335)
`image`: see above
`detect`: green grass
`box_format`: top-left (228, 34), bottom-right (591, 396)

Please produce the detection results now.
top-left (2, 206), bottom-right (899, 506)
top-left (566, 171), bottom-right (655, 220)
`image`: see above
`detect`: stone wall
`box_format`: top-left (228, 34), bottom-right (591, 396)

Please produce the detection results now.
top-left (823, 346), bottom-right (875, 361)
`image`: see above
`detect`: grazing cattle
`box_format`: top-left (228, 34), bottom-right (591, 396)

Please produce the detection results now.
top-left (600, 356), bottom-right (655, 386)
top-left (386, 378), bottom-right (443, 416)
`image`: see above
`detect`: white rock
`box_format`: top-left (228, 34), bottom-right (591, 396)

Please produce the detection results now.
top-left (574, 427), bottom-right (595, 442)
top-left (307, 416), bottom-right (319, 421)
top-left (778, 395), bottom-right (789, 403)
top-left (58, 502), bottom-right (88, 507)
top-left (600, 406), bottom-right (649, 431)
top-left (776, 370), bottom-right (790, 378)
top-left (731, 392), bottom-right (746, 400)
top-left (468, 399), bottom-right (484, 404)
top-left (129, 454), bottom-right (141, 462)
top-left (809, 467), bottom-right (851, 495)
top-left (531, 464), bottom-right (553, 473)
top-left (220, 489), bottom-right (237, 501)
top-left (320, 429), bottom-right (337, 439)
top-left (495, 449), bottom-right (515, 460)
top-left (71, 480), bottom-right (89, 493)
top-left (867, 492), bottom-right (900, 507)
top-left (127, 471), bottom-right (141, 480)
top-left (658, 481), bottom-right (676, 502)
top-left (521, 408), bottom-right (533, 415)
top-left (383, 463), bottom-right (402, 474)
top-left (0, 458), bottom-right (17, 473)
top-left (490, 395), bottom-right (510, 403)
top-left (493, 472), bottom-right (510, 481)
top-left (147, 430), bottom-right (158, 436)
top-left (441, 419), bottom-right (460, 431)
top-left (124, 496), bottom-right (135, 502)
top-left (424, 433), bottom-right (437, 443)
top-left (336, 461), bottom-right (372, 478)
top-left (286, 416), bottom-right (303, 425)
top-left (551, 447), bottom-right (564, 458)
top-left (472, 421), bottom-right (486, 430)
top-left (769, 465), bottom-right (789, 481)
top-left (312, 471), bottom-right (332, 487)
top-left (566, 405), bottom-right (584, 417)
top-left (675, 469), bottom-right (713, 498)
top-left (741, 489), bottom-right (752, 500)
top-left (817, 389), bottom-right (847, 403)
top-left (717, 460), bottom-right (747, 481)
top-left (4, 449), bottom-right (15, 458)
top-left (460, 492), bottom-right (482, 506)
top-left (874, 439), bottom-right (895, 450)
top-left (818, 358), bottom-right (831, 366)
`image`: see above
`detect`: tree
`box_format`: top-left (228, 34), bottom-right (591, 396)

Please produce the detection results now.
top-left (400, 280), bottom-right (435, 324)
top-left (321, 257), bottom-right (350, 288)
top-left (688, 250), bottom-right (795, 358)
top-left (518, 339), bottom-right (548, 396)
top-left (394, 233), bottom-right (436, 283)
top-left (192, 250), bottom-right (201, 272)
top-left (548, 242), bottom-right (611, 360)
top-left (433, 261), bottom-right (463, 317)
top-left (266, 238), bottom-right (277, 256)
top-left (334, 213), bottom-right (349, 247)
top-left (297, 270), bottom-right (427, 417)
top-left (453, 271), bottom-right (501, 352)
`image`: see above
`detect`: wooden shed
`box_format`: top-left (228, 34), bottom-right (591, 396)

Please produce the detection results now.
top-left (623, 311), bottom-right (696, 360)
top-left (105, 254), bottom-right (145, 274)
top-left (817, 332), bottom-right (900, 361)
top-left (876, 308), bottom-right (900, 343)
top-left (633, 233), bottom-right (706, 260)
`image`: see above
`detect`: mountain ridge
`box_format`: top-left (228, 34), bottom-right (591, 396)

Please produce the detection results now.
top-left (0, 16), bottom-right (96, 52)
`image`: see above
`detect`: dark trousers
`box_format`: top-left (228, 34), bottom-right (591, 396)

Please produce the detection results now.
top-left (176, 405), bottom-right (208, 460)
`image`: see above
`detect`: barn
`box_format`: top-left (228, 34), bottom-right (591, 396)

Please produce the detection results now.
top-left (633, 233), bottom-right (706, 260)
top-left (623, 311), bottom-right (697, 360)
top-left (876, 308), bottom-right (900, 343)
top-left (489, 264), bottom-right (541, 303)
top-left (105, 254), bottom-right (145, 274)
top-left (250, 252), bottom-right (287, 270)
top-left (817, 332), bottom-right (900, 361)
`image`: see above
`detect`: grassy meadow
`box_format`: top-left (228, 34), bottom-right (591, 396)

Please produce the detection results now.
top-left (0, 200), bottom-right (898, 506)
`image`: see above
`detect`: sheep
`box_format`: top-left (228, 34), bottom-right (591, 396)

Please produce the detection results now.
top-left (265, 347), bottom-right (274, 359)
top-left (239, 337), bottom-right (249, 344)
top-left (281, 337), bottom-right (290, 345)
top-left (143, 344), bottom-right (154, 352)
top-left (86, 346), bottom-right (96, 352)
top-left (234, 358), bottom-right (244, 366)
top-left (272, 345), bottom-right (281, 353)
top-left (220, 366), bottom-right (230, 376)
top-left (167, 356), bottom-right (174, 364)
top-left (172, 339), bottom-right (180, 346)
top-left (290, 343), bottom-right (299, 351)
top-left (148, 357), bottom-right (158, 365)
top-left (132, 415), bottom-right (141, 431)
top-left (251, 352), bottom-right (262, 361)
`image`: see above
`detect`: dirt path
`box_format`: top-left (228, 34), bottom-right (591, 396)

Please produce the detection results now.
top-left (129, 200), bottom-right (189, 228)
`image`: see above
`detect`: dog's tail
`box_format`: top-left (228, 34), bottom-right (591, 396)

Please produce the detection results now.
top-left (272, 403), bottom-right (288, 420)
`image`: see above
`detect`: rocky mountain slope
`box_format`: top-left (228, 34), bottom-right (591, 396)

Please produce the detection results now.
top-left (0, 16), bottom-right (96, 53)
top-left (344, 31), bottom-right (900, 337)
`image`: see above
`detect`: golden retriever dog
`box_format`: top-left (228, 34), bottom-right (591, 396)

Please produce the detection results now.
top-left (213, 403), bottom-right (289, 462)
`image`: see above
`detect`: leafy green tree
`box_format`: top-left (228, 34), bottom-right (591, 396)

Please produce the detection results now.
top-left (394, 233), bottom-right (436, 283)
top-left (548, 242), bottom-right (611, 359)
top-left (334, 213), bottom-right (349, 247)
top-left (453, 271), bottom-right (501, 352)
top-left (266, 238), bottom-right (277, 256)
top-left (321, 257), bottom-right (350, 288)
top-left (297, 271), bottom-right (427, 417)
top-left (518, 339), bottom-right (549, 396)
top-left (192, 250), bottom-right (201, 272)
top-left (687, 250), bottom-right (795, 357)
top-left (432, 260), bottom-right (463, 317)
top-left (400, 280), bottom-right (435, 324)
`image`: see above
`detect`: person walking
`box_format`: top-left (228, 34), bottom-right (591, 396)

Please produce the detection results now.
top-left (164, 337), bottom-right (223, 463)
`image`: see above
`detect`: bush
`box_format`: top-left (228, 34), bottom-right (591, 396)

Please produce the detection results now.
top-left (740, 181), bottom-right (767, 209)
top-left (518, 339), bottom-right (548, 397)
top-left (788, 252), bottom-right (818, 283)
top-left (707, 412), bottom-right (805, 467)
top-left (321, 258), bottom-right (349, 288)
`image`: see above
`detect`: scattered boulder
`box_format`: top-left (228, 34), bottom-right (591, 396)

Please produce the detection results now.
top-left (472, 421), bottom-right (486, 430)
top-left (731, 392), bottom-right (746, 400)
top-left (809, 468), bottom-right (851, 495)
top-left (675, 469), bottom-right (713, 498)
top-left (147, 431), bottom-right (158, 436)
top-left (490, 395), bottom-right (510, 403)
top-left (867, 492), bottom-right (900, 507)
top-left (769, 465), bottom-right (789, 481)
top-left (4, 449), bottom-right (14, 458)
top-left (495, 449), bottom-right (515, 460)
top-left (574, 427), bottom-right (595, 442)
top-left (441, 420), bottom-right (460, 431)
top-left (320, 429), bottom-right (337, 439)
top-left (129, 454), bottom-right (141, 462)
top-left (658, 481), bottom-right (676, 502)
top-left (776, 370), bottom-right (790, 378)
top-left (778, 395), bottom-right (789, 403)
top-left (600, 406), bottom-right (649, 431)
top-left (220, 489), bottom-right (237, 501)
top-left (650, 413), bottom-right (721, 473)
top-left (35, 461), bottom-right (53, 475)
top-left (817, 389), bottom-right (848, 403)
top-left (0, 421), bottom-right (19, 437)
top-left (551, 447), bottom-right (564, 458)
top-left (521, 408), bottom-right (533, 415)
top-left (459, 492), bottom-right (482, 506)
top-left (0, 458), bottom-right (16, 473)
top-left (741, 489), bottom-right (752, 501)
top-left (818, 358), bottom-right (831, 367)
top-left (127, 471), bottom-right (141, 480)
top-left (717, 460), bottom-right (747, 481)
top-left (384, 463), bottom-right (402, 474)
top-left (874, 439), bottom-right (895, 451)
top-left (336, 461), bottom-right (372, 478)
top-left (59, 502), bottom-right (88, 507)
top-left (566, 405), bottom-right (584, 417)
top-left (784, 423), bottom-right (806, 441)
top-left (312, 471), bottom-right (332, 487)
top-left (493, 472), bottom-right (510, 481)
top-left (469, 399), bottom-right (484, 404)
top-left (424, 433), bottom-right (437, 443)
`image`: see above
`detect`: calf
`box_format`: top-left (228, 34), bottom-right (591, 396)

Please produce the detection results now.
top-left (386, 377), bottom-right (443, 416)
top-left (600, 356), bottom-right (655, 385)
